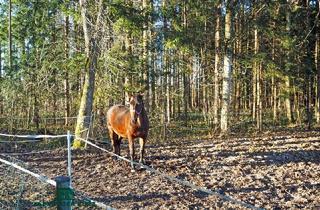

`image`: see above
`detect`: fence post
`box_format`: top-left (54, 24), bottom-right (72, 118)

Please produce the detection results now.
top-left (55, 176), bottom-right (73, 210)
top-left (67, 131), bottom-right (72, 186)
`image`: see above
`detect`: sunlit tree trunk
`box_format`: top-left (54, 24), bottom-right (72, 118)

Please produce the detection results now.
top-left (253, 8), bottom-right (262, 131)
top-left (64, 10), bottom-right (70, 125)
top-left (0, 43), bottom-right (2, 115)
top-left (182, 1), bottom-right (188, 125)
top-left (162, 0), bottom-right (170, 123)
top-left (124, 31), bottom-right (133, 103)
top-left (234, 9), bottom-right (242, 120)
top-left (142, 0), bottom-right (149, 111)
top-left (74, 0), bottom-right (102, 147)
top-left (8, 0), bottom-right (12, 72)
top-left (33, 49), bottom-right (40, 130)
top-left (0, 44), bottom-right (1, 75)
top-left (200, 46), bottom-right (208, 117)
top-left (166, 55), bottom-right (170, 123)
top-left (257, 63), bottom-right (262, 130)
top-left (52, 12), bottom-right (58, 124)
top-left (252, 7), bottom-right (257, 123)
top-left (285, 3), bottom-right (293, 124)
top-left (316, 16), bottom-right (320, 123)
top-left (220, 0), bottom-right (233, 132)
top-left (213, 5), bottom-right (221, 129)
top-left (150, 48), bottom-right (156, 111)
top-left (271, 37), bottom-right (277, 123)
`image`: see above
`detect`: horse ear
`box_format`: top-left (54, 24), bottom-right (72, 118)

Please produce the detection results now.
top-left (138, 93), bottom-right (144, 100)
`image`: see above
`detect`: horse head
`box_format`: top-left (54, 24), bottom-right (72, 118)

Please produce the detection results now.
top-left (129, 94), bottom-right (144, 124)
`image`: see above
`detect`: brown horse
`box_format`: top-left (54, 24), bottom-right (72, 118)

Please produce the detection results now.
top-left (107, 94), bottom-right (149, 170)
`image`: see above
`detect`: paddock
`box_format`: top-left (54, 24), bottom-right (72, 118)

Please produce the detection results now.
top-left (1, 130), bottom-right (319, 209)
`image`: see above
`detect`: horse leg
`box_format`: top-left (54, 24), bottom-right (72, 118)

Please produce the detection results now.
top-left (116, 137), bottom-right (122, 156)
top-left (128, 136), bottom-right (135, 171)
top-left (139, 138), bottom-right (146, 164)
top-left (108, 128), bottom-right (118, 154)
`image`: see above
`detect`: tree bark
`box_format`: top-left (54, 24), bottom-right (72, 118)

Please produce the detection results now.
top-left (64, 10), bottom-right (70, 125)
top-left (0, 43), bottom-right (2, 115)
top-left (271, 37), bottom-right (277, 123)
top-left (8, 0), bottom-right (12, 72)
top-left (182, 1), bottom-right (188, 125)
top-left (316, 15), bottom-right (320, 123)
top-left (150, 48), bottom-right (156, 111)
top-left (220, 0), bottom-right (233, 133)
top-left (213, 5), bottom-right (221, 129)
top-left (253, 8), bottom-right (262, 131)
top-left (74, 0), bottom-right (102, 147)
top-left (142, 0), bottom-right (149, 111)
top-left (305, 1), bottom-right (313, 129)
top-left (285, 3), bottom-right (293, 124)
top-left (0, 43), bottom-right (1, 75)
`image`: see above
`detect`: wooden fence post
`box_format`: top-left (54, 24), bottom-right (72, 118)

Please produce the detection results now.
top-left (55, 176), bottom-right (73, 210)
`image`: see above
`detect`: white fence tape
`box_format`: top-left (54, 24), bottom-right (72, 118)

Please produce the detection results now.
top-left (0, 155), bottom-right (115, 210)
top-left (78, 137), bottom-right (263, 210)
top-left (0, 131), bottom-right (263, 209)
top-left (0, 133), bottom-right (68, 139)
top-left (0, 156), bottom-right (56, 186)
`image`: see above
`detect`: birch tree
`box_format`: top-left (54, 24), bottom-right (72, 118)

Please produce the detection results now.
top-left (213, 4), bottom-right (221, 130)
top-left (220, 0), bottom-right (233, 132)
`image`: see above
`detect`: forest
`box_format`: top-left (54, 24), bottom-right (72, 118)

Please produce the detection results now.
top-left (0, 1), bottom-right (320, 209)
top-left (0, 0), bottom-right (319, 137)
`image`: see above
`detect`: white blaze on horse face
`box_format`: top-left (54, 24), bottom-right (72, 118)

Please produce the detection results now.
top-left (129, 97), bottom-right (137, 122)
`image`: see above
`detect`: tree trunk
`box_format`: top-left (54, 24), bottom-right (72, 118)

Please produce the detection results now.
top-left (252, 25), bottom-right (257, 122)
top-left (171, 59), bottom-right (176, 118)
top-left (142, 0), bottom-right (149, 111)
top-left (8, 0), bottom-right (12, 72)
top-left (213, 5), bottom-right (221, 129)
top-left (220, 0), bottom-right (233, 133)
top-left (177, 60), bottom-right (181, 115)
top-left (64, 11), bottom-right (70, 125)
top-left (305, 2), bottom-right (313, 129)
top-left (74, 0), bottom-right (101, 147)
top-left (271, 37), bottom-right (277, 123)
top-left (257, 63), bottom-right (262, 131)
top-left (0, 43), bottom-right (2, 115)
top-left (33, 49), bottom-right (40, 130)
top-left (52, 16), bottom-right (58, 124)
top-left (253, 11), bottom-right (262, 131)
top-left (315, 0), bottom-right (319, 123)
top-left (166, 57), bottom-right (170, 123)
top-left (316, 17), bottom-right (320, 123)
top-left (285, 4), bottom-right (293, 124)
top-left (234, 12), bottom-right (242, 120)
top-left (151, 49), bottom-right (156, 111)
top-left (0, 43), bottom-right (1, 75)
top-left (183, 2), bottom-right (188, 125)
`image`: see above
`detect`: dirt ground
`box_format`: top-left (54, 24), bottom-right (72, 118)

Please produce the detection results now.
top-left (10, 131), bottom-right (320, 209)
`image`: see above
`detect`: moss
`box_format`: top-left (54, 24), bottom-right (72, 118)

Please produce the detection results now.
top-left (72, 138), bottom-right (85, 148)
